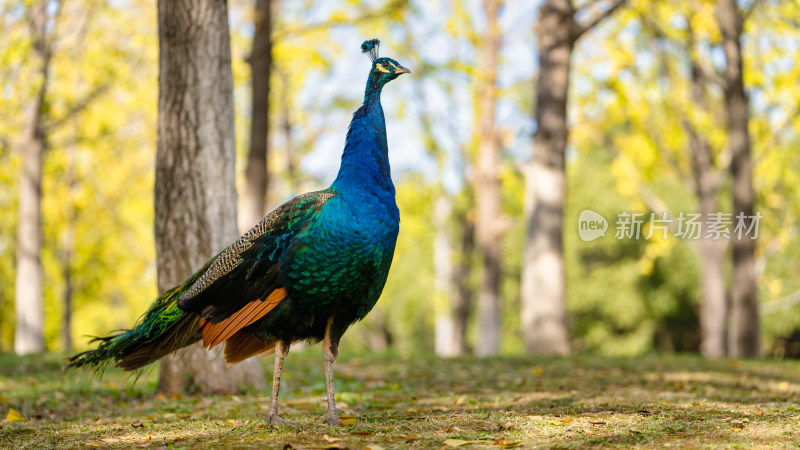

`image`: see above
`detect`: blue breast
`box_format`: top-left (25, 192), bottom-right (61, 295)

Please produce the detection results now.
top-left (280, 99), bottom-right (399, 318)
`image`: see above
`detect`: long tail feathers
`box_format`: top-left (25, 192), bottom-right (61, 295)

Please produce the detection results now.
top-left (65, 257), bottom-right (286, 373)
top-left (65, 283), bottom-right (203, 373)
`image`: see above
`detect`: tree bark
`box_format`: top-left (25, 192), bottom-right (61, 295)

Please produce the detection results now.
top-left (473, 0), bottom-right (503, 357)
top-left (279, 68), bottom-right (299, 195)
top-left (521, 0), bottom-right (624, 356)
top-left (683, 37), bottom-right (728, 357)
top-left (239, 0), bottom-right (273, 232)
top-left (14, 1), bottom-right (53, 355)
top-left (687, 112), bottom-right (728, 358)
top-left (452, 209), bottom-right (475, 355)
top-left (719, 0), bottom-right (760, 357)
top-left (155, 0), bottom-right (264, 394)
top-left (433, 193), bottom-right (456, 357)
top-left (521, 0), bottom-right (575, 356)
top-left (61, 142), bottom-right (77, 352)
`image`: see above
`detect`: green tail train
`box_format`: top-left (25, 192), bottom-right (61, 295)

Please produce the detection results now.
top-left (65, 259), bottom-right (213, 372)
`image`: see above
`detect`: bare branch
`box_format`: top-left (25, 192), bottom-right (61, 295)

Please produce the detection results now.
top-left (574, 0), bottom-right (627, 39)
top-left (694, 57), bottom-right (725, 88)
top-left (761, 288), bottom-right (800, 315)
top-left (272, 0), bottom-right (407, 40)
top-left (762, 102), bottom-right (800, 153)
top-left (743, 0), bottom-right (766, 22)
top-left (45, 84), bottom-right (110, 132)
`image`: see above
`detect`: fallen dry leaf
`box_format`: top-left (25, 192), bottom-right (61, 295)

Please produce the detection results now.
top-left (550, 417), bottom-right (573, 426)
top-left (323, 434), bottom-right (341, 443)
top-left (628, 429), bottom-right (643, 435)
top-left (6, 408), bottom-right (24, 422)
top-left (403, 433), bottom-right (419, 442)
top-left (340, 417), bottom-right (356, 426)
top-left (364, 446), bottom-right (385, 450)
top-left (443, 439), bottom-right (480, 447)
top-left (101, 438), bottom-right (120, 443)
top-left (227, 419), bottom-right (244, 427)
top-left (589, 420), bottom-right (606, 425)
top-left (492, 437), bottom-right (522, 448)
top-left (499, 421), bottom-right (514, 430)
top-left (731, 419), bottom-right (745, 429)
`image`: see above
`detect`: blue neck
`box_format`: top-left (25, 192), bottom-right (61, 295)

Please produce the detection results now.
top-left (331, 78), bottom-right (394, 197)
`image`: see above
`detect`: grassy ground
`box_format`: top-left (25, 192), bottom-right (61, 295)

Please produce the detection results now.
top-left (1, 351), bottom-right (799, 448)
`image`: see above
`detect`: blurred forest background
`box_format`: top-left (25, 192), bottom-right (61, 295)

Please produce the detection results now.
top-left (1, 0), bottom-right (798, 363)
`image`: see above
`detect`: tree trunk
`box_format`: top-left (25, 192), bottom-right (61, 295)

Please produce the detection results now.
top-left (14, 2), bottom-right (52, 355)
top-left (521, 0), bottom-right (624, 355)
top-left (279, 68), bottom-right (298, 195)
top-left (239, 0), bottom-right (273, 232)
top-left (452, 210), bottom-right (475, 355)
top-left (719, 0), bottom-right (759, 357)
top-left (433, 193), bottom-right (455, 356)
top-left (155, 0), bottom-right (264, 394)
top-left (683, 50), bottom-right (728, 357)
top-left (473, 0), bottom-right (503, 357)
top-left (520, 0), bottom-right (575, 356)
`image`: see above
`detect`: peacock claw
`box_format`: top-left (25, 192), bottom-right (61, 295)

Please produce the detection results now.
top-left (319, 412), bottom-right (342, 427)
top-left (266, 413), bottom-right (298, 428)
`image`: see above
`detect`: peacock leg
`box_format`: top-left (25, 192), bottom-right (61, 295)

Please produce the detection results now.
top-left (321, 317), bottom-right (342, 426)
top-left (266, 340), bottom-right (297, 427)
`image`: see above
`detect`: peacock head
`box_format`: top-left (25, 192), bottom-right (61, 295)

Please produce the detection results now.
top-left (362, 39), bottom-right (411, 88)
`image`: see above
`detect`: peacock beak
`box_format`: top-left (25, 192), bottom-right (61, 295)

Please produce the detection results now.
top-left (394, 65), bottom-right (412, 75)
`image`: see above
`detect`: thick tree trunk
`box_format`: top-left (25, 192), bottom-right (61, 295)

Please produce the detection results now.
top-left (15, 93), bottom-right (46, 355)
top-left (155, 0), bottom-right (264, 394)
top-left (520, 0), bottom-right (574, 356)
top-left (684, 56), bottom-right (728, 357)
top-left (14, 2), bottom-right (52, 355)
top-left (239, 0), bottom-right (273, 232)
top-left (719, 0), bottom-right (759, 357)
top-left (473, 0), bottom-right (503, 357)
top-left (521, 0), bottom-right (624, 356)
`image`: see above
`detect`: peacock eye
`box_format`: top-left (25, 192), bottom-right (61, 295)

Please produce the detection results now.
top-left (381, 62), bottom-right (390, 68)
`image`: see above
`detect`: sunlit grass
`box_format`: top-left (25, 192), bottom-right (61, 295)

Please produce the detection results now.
top-left (1, 351), bottom-right (799, 448)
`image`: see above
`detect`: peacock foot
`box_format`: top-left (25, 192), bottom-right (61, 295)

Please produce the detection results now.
top-left (266, 412), bottom-right (298, 428)
top-left (319, 411), bottom-right (342, 426)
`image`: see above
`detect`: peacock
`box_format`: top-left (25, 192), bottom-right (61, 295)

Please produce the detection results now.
top-left (67, 39), bottom-right (410, 427)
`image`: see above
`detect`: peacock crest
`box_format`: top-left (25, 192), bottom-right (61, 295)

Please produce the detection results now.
top-left (361, 39), bottom-right (380, 62)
